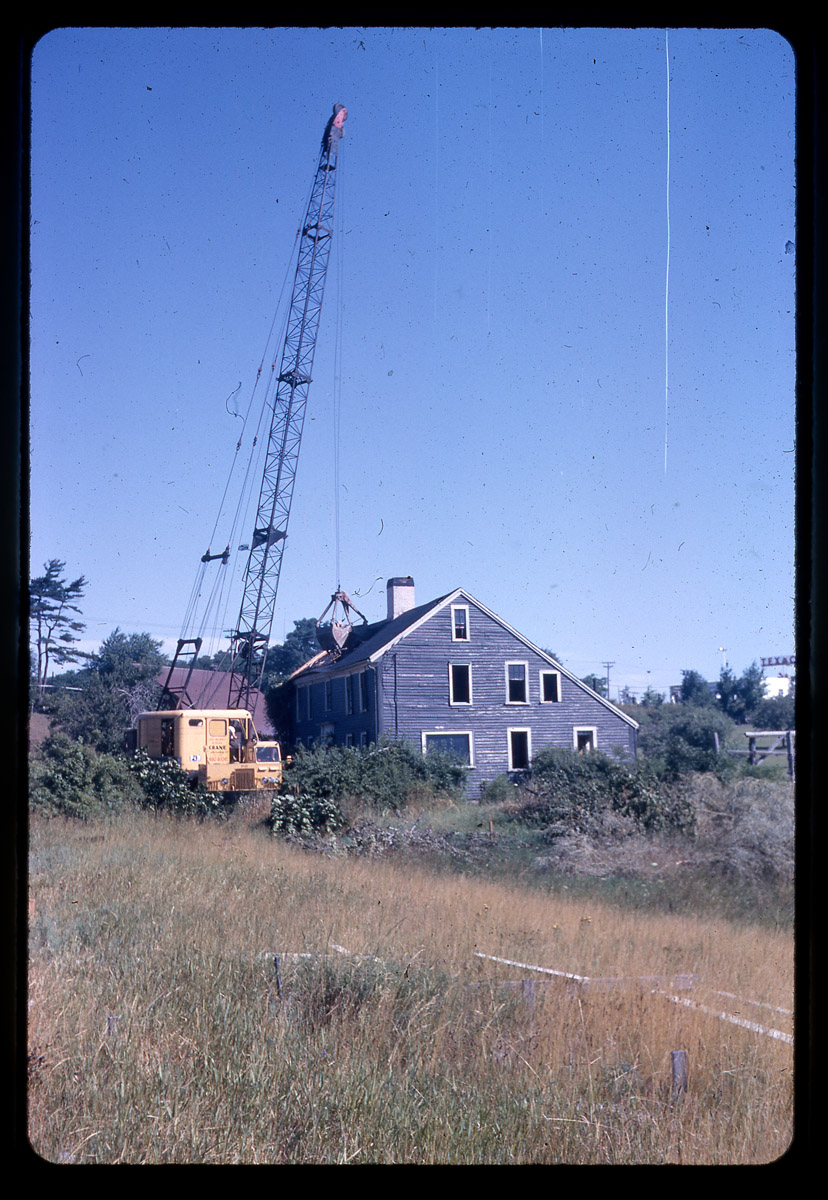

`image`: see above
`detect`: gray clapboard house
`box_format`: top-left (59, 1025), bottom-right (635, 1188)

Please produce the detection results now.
top-left (288, 577), bottom-right (639, 796)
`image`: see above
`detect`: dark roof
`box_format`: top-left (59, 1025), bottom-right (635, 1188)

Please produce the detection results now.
top-left (289, 586), bottom-right (639, 730)
top-left (155, 667), bottom-right (274, 734)
top-left (295, 593), bottom-right (451, 679)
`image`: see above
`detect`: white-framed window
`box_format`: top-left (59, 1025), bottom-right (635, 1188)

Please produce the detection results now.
top-left (449, 663), bottom-right (472, 705)
top-left (296, 686), bottom-right (310, 722)
top-left (451, 604), bottom-right (470, 641)
top-left (345, 674), bottom-right (354, 715)
top-left (359, 730), bottom-right (370, 748)
top-left (505, 661), bottom-right (529, 704)
top-left (345, 733), bottom-right (354, 748)
top-left (421, 731), bottom-right (474, 766)
top-left (539, 670), bottom-right (561, 703)
top-left (573, 727), bottom-right (597, 753)
top-left (324, 679), bottom-right (333, 711)
top-left (359, 671), bottom-right (369, 712)
top-left (508, 728), bottom-right (532, 771)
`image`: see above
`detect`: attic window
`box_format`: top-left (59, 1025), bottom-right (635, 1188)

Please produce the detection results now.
top-left (506, 662), bottom-right (529, 704)
top-left (540, 671), bottom-right (561, 703)
top-left (451, 605), bottom-right (469, 641)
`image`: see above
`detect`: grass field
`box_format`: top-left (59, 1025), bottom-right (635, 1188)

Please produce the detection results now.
top-left (27, 803), bottom-right (794, 1165)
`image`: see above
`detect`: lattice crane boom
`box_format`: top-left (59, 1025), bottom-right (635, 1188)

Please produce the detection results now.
top-left (226, 103), bottom-right (347, 710)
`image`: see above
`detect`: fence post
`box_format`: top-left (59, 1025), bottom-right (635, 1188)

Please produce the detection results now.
top-left (671, 1049), bottom-right (688, 1100)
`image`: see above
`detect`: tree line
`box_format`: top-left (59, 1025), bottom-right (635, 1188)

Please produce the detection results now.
top-left (28, 559), bottom-right (322, 753)
top-left (30, 559), bottom-right (794, 768)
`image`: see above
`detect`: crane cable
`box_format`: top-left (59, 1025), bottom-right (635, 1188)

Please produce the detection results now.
top-left (177, 157), bottom-right (319, 664)
top-left (332, 144), bottom-right (346, 591)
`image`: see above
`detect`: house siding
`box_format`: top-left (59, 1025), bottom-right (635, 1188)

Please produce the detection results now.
top-left (289, 592), bottom-right (637, 795)
top-left (374, 598), bottom-right (635, 793)
top-left (293, 667), bottom-right (377, 748)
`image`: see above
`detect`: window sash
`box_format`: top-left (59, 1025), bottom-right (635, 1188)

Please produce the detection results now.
top-left (540, 671), bottom-right (561, 703)
top-left (451, 605), bottom-right (469, 641)
top-left (506, 662), bottom-right (528, 703)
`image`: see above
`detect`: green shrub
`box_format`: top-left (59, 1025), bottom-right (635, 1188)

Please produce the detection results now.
top-left (283, 740), bottom-right (466, 816)
top-left (510, 748), bottom-right (695, 838)
top-left (635, 705), bottom-right (737, 779)
top-left (29, 734), bottom-right (222, 820)
top-left (479, 774), bottom-right (522, 805)
top-left (124, 750), bottom-right (223, 818)
top-left (269, 790), bottom-right (345, 836)
top-left (29, 732), bottom-right (143, 819)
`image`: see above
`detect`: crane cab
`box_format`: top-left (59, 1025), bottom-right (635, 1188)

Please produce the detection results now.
top-left (129, 709), bottom-right (284, 794)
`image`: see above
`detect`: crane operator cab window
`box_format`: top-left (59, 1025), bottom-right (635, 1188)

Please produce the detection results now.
top-left (160, 718), bottom-right (175, 758)
top-left (229, 719), bottom-right (247, 762)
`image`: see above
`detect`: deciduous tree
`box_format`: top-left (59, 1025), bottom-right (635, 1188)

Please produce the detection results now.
top-left (580, 672), bottom-right (608, 698)
top-left (263, 618), bottom-right (320, 684)
top-left (48, 628), bottom-right (167, 753)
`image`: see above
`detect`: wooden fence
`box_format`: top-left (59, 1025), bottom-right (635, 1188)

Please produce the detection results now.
top-left (713, 728), bottom-right (795, 780)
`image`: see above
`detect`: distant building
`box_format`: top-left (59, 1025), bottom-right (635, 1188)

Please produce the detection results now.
top-left (763, 674), bottom-right (794, 699)
top-left (155, 667), bottom-right (275, 736)
top-left (760, 655), bottom-right (795, 699)
top-left (283, 577), bottom-right (639, 796)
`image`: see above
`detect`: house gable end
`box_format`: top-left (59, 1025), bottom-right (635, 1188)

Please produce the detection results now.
top-left (367, 588), bottom-right (637, 730)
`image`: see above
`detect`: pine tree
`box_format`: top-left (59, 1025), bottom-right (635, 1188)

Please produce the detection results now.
top-left (30, 560), bottom-right (88, 699)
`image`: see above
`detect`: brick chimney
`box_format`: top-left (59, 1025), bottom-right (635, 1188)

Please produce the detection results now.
top-left (386, 576), bottom-right (415, 621)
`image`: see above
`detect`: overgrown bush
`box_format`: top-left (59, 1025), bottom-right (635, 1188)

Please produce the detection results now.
top-left (634, 705), bottom-right (737, 779)
top-left (479, 774), bottom-right (522, 805)
top-left (281, 740), bottom-right (467, 817)
top-left (269, 790), bottom-right (346, 836)
top-left (29, 732), bottom-right (143, 819)
top-left (124, 750), bottom-right (223, 818)
top-left (689, 774), bottom-right (794, 883)
top-left (29, 735), bottom-right (222, 820)
top-left (748, 694), bottom-right (795, 732)
top-left (509, 749), bottom-right (695, 838)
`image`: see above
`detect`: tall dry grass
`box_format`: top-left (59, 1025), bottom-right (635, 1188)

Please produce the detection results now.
top-left (27, 809), bottom-right (794, 1164)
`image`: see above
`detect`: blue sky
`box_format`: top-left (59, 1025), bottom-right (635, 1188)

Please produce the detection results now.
top-left (29, 26), bottom-right (796, 700)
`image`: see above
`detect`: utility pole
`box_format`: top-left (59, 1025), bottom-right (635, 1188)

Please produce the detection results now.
top-left (602, 660), bottom-right (615, 700)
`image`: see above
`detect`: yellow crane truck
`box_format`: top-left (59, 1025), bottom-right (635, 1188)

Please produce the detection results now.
top-left (129, 709), bottom-right (285, 796)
